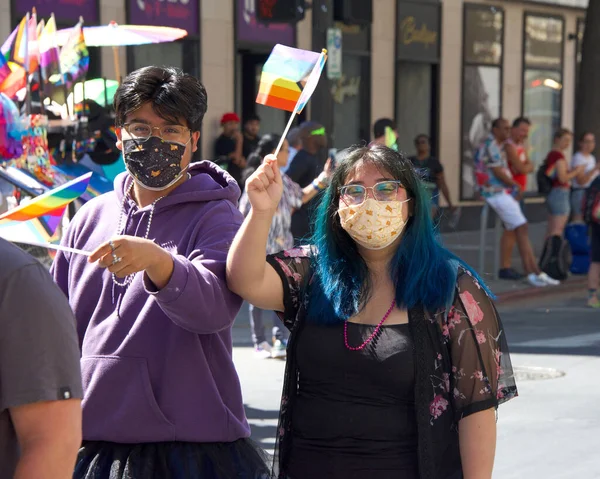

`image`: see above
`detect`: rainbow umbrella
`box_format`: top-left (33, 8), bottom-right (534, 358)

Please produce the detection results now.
top-left (55, 22), bottom-right (188, 81)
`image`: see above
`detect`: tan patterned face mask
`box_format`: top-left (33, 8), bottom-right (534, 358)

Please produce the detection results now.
top-left (338, 198), bottom-right (410, 250)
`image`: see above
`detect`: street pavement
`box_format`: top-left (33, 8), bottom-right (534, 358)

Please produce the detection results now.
top-left (233, 290), bottom-right (600, 478)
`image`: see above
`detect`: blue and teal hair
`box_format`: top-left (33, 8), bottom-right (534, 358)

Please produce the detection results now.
top-left (307, 144), bottom-right (491, 324)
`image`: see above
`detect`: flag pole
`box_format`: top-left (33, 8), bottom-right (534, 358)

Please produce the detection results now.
top-left (24, 12), bottom-right (31, 116)
top-left (5, 238), bottom-right (91, 256)
top-left (274, 105), bottom-right (299, 157)
top-left (273, 49), bottom-right (327, 157)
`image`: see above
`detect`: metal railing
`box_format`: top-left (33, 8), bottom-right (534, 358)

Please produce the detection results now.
top-left (478, 202), bottom-right (502, 280)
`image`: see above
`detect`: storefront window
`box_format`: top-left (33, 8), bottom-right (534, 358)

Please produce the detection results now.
top-left (461, 4), bottom-right (504, 199)
top-left (331, 23), bottom-right (371, 150)
top-left (522, 14), bottom-right (564, 192)
top-left (576, 18), bottom-right (585, 86)
top-left (396, 62), bottom-right (432, 153)
top-left (395, 1), bottom-right (440, 156)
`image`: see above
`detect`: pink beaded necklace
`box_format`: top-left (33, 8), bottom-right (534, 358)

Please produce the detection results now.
top-left (344, 299), bottom-right (397, 351)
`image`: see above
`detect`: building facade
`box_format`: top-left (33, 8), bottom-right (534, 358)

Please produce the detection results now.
top-left (0, 0), bottom-right (588, 209)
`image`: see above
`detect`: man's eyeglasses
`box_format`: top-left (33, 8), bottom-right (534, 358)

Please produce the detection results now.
top-left (122, 123), bottom-right (191, 143)
top-left (339, 181), bottom-right (405, 206)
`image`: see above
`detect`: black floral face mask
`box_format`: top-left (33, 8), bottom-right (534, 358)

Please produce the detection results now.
top-left (123, 136), bottom-right (188, 191)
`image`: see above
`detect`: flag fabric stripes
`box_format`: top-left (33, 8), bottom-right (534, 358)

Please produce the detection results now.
top-left (0, 172), bottom-right (91, 221)
top-left (53, 20), bottom-right (88, 88)
top-left (27, 13), bottom-right (40, 74)
top-left (256, 44), bottom-right (323, 113)
top-left (39, 15), bottom-right (61, 83)
top-left (295, 50), bottom-right (327, 113)
top-left (10, 15), bottom-right (28, 67)
top-left (0, 51), bottom-right (9, 84)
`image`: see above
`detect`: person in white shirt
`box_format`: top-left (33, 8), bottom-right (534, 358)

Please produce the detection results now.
top-left (571, 132), bottom-right (600, 223)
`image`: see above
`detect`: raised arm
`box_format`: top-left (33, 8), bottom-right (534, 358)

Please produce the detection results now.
top-left (556, 159), bottom-right (585, 184)
top-left (227, 154), bottom-right (286, 311)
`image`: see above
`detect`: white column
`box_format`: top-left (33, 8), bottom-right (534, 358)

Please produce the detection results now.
top-left (200, 0), bottom-right (235, 159)
top-left (99, 0), bottom-right (127, 81)
top-left (371, 0), bottom-right (396, 125)
top-left (0, 1), bottom-right (11, 47)
top-left (438, 0), bottom-right (463, 205)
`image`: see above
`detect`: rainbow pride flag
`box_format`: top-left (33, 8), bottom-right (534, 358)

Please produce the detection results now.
top-left (8, 15), bottom-right (28, 67)
top-left (0, 172), bottom-right (91, 221)
top-left (53, 21), bottom-right (88, 88)
top-left (256, 45), bottom-right (326, 113)
top-left (39, 15), bottom-right (61, 83)
top-left (0, 23), bottom-right (26, 98)
top-left (0, 215), bottom-right (61, 245)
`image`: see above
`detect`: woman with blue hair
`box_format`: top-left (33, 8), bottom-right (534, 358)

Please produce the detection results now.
top-left (227, 144), bottom-right (518, 479)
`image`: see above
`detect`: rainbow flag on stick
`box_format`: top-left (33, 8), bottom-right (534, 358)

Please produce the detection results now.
top-left (257, 45), bottom-right (326, 113)
top-left (0, 172), bottom-right (91, 222)
top-left (256, 45), bottom-right (327, 155)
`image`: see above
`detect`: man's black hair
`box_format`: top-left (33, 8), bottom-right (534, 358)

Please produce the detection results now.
top-left (512, 116), bottom-right (531, 128)
top-left (373, 118), bottom-right (396, 139)
top-left (113, 66), bottom-right (207, 131)
top-left (414, 133), bottom-right (430, 145)
top-left (491, 118), bottom-right (506, 130)
top-left (244, 113), bottom-right (261, 124)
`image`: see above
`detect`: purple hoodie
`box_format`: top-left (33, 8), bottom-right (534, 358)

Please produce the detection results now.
top-left (51, 162), bottom-right (249, 443)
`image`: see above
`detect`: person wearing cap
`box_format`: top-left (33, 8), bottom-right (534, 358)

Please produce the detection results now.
top-left (214, 112), bottom-right (246, 188)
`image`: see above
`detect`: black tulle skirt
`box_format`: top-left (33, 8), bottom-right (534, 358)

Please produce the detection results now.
top-left (73, 439), bottom-right (272, 479)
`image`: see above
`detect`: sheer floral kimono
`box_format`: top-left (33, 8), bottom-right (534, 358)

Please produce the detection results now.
top-left (265, 246), bottom-right (518, 479)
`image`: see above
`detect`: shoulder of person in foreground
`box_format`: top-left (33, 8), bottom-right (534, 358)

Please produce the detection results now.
top-left (443, 266), bottom-right (518, 421)
top-left (0, 239), bottom-right (82, 476)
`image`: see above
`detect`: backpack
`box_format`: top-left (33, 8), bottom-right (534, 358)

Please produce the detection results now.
top-left (539, 235), bottom-right (572, 281)
top-left (564, 223), bottom-right (591, 275)
top-left (536, 162), bottom-right (552, 196)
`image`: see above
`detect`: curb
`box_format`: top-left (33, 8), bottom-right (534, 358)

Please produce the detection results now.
top-left (495, 277), bottom-right (588, 304)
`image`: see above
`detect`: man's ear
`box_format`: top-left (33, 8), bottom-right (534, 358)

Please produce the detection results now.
top-left (192, 131), bottom-right (201, 153)
top-left (115, 127), bottom-right (123, 151)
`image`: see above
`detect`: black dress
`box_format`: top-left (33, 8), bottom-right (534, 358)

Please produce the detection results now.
top-left (286, 321), bottom-right (419, 479)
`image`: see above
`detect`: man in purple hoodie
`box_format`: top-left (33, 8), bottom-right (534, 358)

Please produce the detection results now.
top-left (51, 66), bottom-right (270, 478)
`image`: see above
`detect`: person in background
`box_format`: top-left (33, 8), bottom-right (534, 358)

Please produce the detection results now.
top-left (283, 126), bottom-right (303, 173)
top-left (214, 112), bottom-right (246, 189)
top-left (52, 66), bottom-right (269, 478)
top-left (571, 132), bottom-right (600, 223)
top-left (544, 128), bottom-right (585, 238)
top-left (371, 118), bottom-right (397, 147)
top-left (499, 117), bottom-right (535, 280)
top-left (286, 121), bottom-right (328, 243)
top-left (242, 114), bottom-right (261, 160)
top-left (583, 175), bottom-right (600, 308)
top-left (475, 118), bottom-right (557, 287)
top-left (227, 144), bottom-right (517, 479)
top-left (239, 133), bottom-right (332, 359)
top-left (0, 238), bottom-right (82, 479)
top-left (408, 134), bottom-right (455, 219)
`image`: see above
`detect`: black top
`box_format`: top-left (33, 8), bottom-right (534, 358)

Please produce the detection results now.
top-left (286, 149), bottom-right (325, 242)
top-left (265, 247), bottom-right (518, 479)
top-left (214, 134), bottom-right (243, 187)
top-left (408, 156), bottom-right (443, 190)
top-left (287, 321), bottom-right (419, 479)
top-left (242, 134), bottom-right (260, 160)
